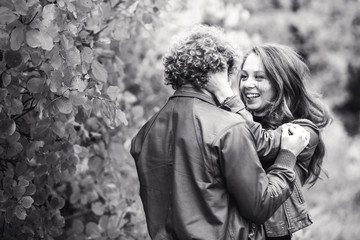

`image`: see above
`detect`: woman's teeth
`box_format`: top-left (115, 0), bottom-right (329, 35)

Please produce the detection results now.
top-left (246, 93), bottom-right (260, 99)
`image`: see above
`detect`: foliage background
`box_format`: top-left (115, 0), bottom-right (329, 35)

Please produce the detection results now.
top-left (0, 0), bottom-right (359, 239)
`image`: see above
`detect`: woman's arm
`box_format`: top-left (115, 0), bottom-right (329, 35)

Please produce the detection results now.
top-left (206, 70), bottom-right (310, 161)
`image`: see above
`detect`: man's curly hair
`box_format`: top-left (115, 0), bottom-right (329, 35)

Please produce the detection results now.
top-left (163, 25), bottom-right (239, 90)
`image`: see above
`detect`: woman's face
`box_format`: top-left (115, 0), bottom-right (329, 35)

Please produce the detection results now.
top-left (239, 53), bottom-right (276, 116)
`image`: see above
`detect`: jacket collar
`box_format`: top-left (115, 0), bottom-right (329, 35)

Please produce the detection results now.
top-left (169, 85), bottom-right (218, 106)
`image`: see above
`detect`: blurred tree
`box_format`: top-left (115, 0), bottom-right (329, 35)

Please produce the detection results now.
top-left (334, 12), bottom-right (360, 136)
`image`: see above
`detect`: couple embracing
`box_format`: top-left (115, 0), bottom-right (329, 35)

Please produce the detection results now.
top-left (131, 25), bottom-right (331, 240)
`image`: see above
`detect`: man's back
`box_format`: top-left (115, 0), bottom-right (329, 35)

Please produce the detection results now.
top-left (131, 86), bottom-right (299, 239)
top-left (131, 86), bottom-right (249, 239)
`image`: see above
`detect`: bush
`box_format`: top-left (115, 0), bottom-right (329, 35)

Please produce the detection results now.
top-left (0, 0), bottom-right (165, 239)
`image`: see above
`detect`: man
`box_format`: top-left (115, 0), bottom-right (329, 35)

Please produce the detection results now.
top-left (130, 25), bottom-right (309, 240)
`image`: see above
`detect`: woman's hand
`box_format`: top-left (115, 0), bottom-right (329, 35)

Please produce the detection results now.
top-left (281, 123), bottom-right (310, 157)
top-left (206, 69), bottom-right (234, 103)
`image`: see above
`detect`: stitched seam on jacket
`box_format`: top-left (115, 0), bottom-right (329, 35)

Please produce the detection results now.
top-left (138, 99), bottom-right (171, 155)
top-left (192, 99), bottom-right (219, 179)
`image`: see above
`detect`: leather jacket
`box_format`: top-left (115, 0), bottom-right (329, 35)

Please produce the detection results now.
top-left (262, 119), bottom-right (317, 237)
top-left (224, 98), bottom-right (317, 237)
top-left (131, 85), bottom-right (298, 240)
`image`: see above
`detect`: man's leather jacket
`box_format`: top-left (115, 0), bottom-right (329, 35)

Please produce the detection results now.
top-left (131, 85), bottom-right (298, 240)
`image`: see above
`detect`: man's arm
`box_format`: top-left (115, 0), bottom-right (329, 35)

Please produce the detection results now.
top-left (215, 123), bottom-right (307, 224)
top-left (221, 95), bottom-right (282, 160)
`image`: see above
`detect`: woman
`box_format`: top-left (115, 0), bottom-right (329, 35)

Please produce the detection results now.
top-left (207, 43), bottom-right (331, 239)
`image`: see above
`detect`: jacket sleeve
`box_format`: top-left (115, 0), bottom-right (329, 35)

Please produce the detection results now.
top-left (222, 95), bottom-right (281, 160)
top-left (215, 123), bottom-right (296, 224)
top-left (293, 124), bottom-right (320, 184)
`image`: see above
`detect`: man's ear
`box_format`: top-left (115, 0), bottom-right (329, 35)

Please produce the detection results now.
top-left (230, 70), bottom-right (241, 96)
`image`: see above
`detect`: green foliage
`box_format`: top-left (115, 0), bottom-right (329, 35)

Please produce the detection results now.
top-left (0, 0), bottom-right (165, 239)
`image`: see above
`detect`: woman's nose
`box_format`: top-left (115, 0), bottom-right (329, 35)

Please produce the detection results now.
top-left (242, 78), bottom-right (256, 89)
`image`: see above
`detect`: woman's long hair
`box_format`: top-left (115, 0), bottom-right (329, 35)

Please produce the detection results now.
top-left (241, 43), bottom-right (332, 186)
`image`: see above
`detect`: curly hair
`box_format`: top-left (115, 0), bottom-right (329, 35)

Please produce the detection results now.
top-left (163, 25), bottom-right (239, 90)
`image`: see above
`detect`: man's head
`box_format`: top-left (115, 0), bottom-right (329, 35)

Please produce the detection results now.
top-left (163, 25), bottom-right (238, 90)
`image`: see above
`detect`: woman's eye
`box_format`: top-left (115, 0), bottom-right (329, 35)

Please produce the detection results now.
top-left (255, 75), bottom-right (265, 80)
top-left (240, 75), bottom-right (248, 81)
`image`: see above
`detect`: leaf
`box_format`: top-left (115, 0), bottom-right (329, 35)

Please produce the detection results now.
top-left (122, 91), bottom-right (137, 104)
top-left (7, 142), bottom-right (23, 157)
top-left (111, 25), bottom-right (130, 41)
top-left (88, 156), bottom-right (102, 173)
top-left (50, 51), bottom-right (62, 70)
top-left (0, 88), bottom-right (8, 101)
top-left (49, 70), bottom-right (63, 92)
top-left (2, 72), bottom-right (11, 88)
top-left (5, 205), bottom-right (15, 223)
top-left (91, 201), bottom-right (105, 216)
top-left (26, 29), bottom-right (54, 50)
top-left (69, 91), bottom-right (87, 106)
top-left (55, 97), bottom-right (73, 114)
top-left (7, 98), bottom-right (24, 115)
top-left (51, 120), bottom-right (65, 137)
top-left (27, 77), bottom-right (45, 94)
top-left (78, 0), bottom-right (93, 9)
top-left (107, 215), bottom-right (121, 239)
top-left (25, 184), bottom-right (36, 196)
top-left (13, 0), bottom-right (28, 16)
top-left (72, 219), bottom-right (84, 234)
top-left (81, 46), bottom-right (94, 64)
top-left (42, 3), bottom-right (57, 21)
top-left (16, 162), bottom-right (27, 175)
top-left (127, 1), bottom-right (139, 13)
top-left (52, 214), bottom-right (65, 228)
top-left (39, 31), bottom-right (54, 51)
top-left (49, 196), bottom-right (65, 210)
top-left (60, 34), bottom-right (74, 51)
top-left (5, 50), bottom-right (23, 68)
top-left (26, 30), bottom-right (42, 48)
top-left (106, 86), bottom-right (121, 101)
top-left (142, 13), bottom-right (153, 24)
top-left (0, 7), bottom-right (17, 25)
top-left (10, 27), bottom-right (24, 51)
top-left (19, 196), bottom-right (34, 209)
top-left (131, 105), bottom-right (144, 120)
top-left (7, 131), bottom-right (20, 144)
top-left (0, 118), bottom-right (16, 138)
top-left (0, 190), bottom-right (7, 203)
top-left (85, 222), bottom-right (101, 238)
top-left (33, 189), bottom-right (46, 205)
top-left (66, 47), bottom-right (81, 66)
top-left (35, 165), bottom-right (48, 177)
top-left (115, 109), bottom-right (128, 126)
top-left (15, 205), bottom-right (26, 220)
top-left (99, 215), bottom-right (109, 231)
top-left (70, 76), bottom-right (87, 92)
top-left (13, 185), bottom-right (26, 199)
top-left (91, 60), bottom-right (108, 82)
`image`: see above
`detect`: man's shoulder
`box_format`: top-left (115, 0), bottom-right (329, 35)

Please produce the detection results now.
top-left (194, 99), bottom-right (245, 122)
top-left (192, 99), bottom-right (248, 137)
